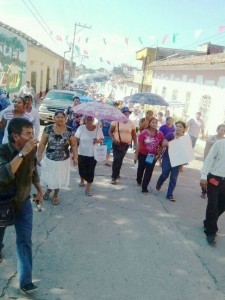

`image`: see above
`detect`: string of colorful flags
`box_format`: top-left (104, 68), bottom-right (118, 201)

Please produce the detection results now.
top-left (54, 24), bottom-right (225, 65)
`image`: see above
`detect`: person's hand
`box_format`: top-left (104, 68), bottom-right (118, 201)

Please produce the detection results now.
top-left (73, 157), bottom-right (78, 166)
top-left (201, 135), bottom-right (205, 141)
top-left (22, 138), bottom-right (39, 156)
top-left (34, 191), bottom-right (43, 205)
top-left (200, 179), bottom-right (207, 189)
top-left (179, 165), bottom-right (184, 172)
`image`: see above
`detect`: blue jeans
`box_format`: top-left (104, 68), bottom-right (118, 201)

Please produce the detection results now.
top-left (0, 198), bottom-right (33, 288)
top-left (190, 135), bottom-right (198, 148)
top-left (157, 156), bottom-right (179, 198)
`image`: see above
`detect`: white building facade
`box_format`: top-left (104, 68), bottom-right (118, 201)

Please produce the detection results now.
top-left (151, 53), bottom-right (225, 135)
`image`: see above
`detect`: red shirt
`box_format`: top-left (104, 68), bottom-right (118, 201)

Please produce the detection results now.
top-left (138, 129), bottom-right (164, 155)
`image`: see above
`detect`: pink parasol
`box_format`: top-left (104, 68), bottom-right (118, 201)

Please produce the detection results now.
top-left (73, 101), bottom-right (128, 122)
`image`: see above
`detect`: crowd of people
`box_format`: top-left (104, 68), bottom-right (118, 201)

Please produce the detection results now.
top-left (1, 86), bottom-right (225, 294)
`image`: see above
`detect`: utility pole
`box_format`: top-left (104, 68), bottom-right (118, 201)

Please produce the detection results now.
top-left (140, 55), bottom-right (147, 92)
top-left (69, 23), bottom-right (91, 85)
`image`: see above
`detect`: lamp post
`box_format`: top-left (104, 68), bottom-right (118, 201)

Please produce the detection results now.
top-left (63, 48), bottom-right (71, 88)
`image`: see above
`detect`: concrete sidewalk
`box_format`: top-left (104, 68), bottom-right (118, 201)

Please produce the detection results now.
top-left (1, 150), bottom-right (225, 300)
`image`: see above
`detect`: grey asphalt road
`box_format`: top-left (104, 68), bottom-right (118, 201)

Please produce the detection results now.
top-left (1, 151), bottom-right (225, 300)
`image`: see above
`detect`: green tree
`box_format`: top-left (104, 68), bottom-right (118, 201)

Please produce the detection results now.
top-left (7, 36), bottom-right (25, 60)
top-left (0, 33), bottom-right (8, 55)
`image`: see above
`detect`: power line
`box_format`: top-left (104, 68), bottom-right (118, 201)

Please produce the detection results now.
top-left (179, 32), bottom-right (225, 50)
top-left (27, 0), bottom-right (53, 35)
top-left (21, 0), bottom-right (56, 44)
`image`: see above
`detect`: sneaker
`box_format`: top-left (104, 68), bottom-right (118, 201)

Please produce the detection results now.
top-left (201, 193), bottom-right (207, 199)
top-left (206, 234), bottom-right (216, 245)
top-left (21, 283), bottom-right (38, 294)
top-left (0, 251), bottom-right (2, 263)
top-left (111, 179), bottom-right (116, 185)
top-left (167, 196), bottom-right (176, 202)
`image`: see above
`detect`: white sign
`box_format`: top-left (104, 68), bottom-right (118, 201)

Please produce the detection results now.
top-left (168, 135), bottom-right (195, 167)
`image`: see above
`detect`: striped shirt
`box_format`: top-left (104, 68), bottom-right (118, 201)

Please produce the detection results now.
top-left (201, 139), bottom-right (225, 180)
top-left (2, 109), bottom-right (34, 144)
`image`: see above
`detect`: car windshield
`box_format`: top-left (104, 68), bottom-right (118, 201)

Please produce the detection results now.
top-left (73, 89), bottom-right (85, 95)
top-left (45, 91), bottom-right (74, 101)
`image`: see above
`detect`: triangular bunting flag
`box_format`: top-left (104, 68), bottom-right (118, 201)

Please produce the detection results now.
top-left (100, 57), bottom-right (103, 62)
top-left (194, 29), bottom-right (202, 38)
top-left (125, 38), bottom-right (128, 45)
top-left (107, 60), bottom-right (111, 65)
top-left (172, 33), bottom-right (179, 43)
top-left (138, 37), bottom-right (143, 44)
top-left (162, 34), bottom-right (168, 44)
top-left (66, 40), bottom-right (72, 47)
top-left (218, 26), bottom-right (225, 34)
top-left (103, 38), bottom-right (107, 45)
top-left (56, 35), bottom-right (62, 41)
top-left (75, 45), bottom-right (80, 54)
top-left (86, 37), bottom-right (89, 43)
top-left (148, 35), bottom-right (156, 40)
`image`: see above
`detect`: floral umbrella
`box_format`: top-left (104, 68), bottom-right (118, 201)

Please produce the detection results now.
top-left (73, 101), bottom-right (127, 122)
top-left (124, 92), bottom-right (169, 106)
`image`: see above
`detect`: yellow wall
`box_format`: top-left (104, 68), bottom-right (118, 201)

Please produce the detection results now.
top-left (136, 48), bottom-right (156, 61)
top-left (26, 46), bottom-right (63, 97)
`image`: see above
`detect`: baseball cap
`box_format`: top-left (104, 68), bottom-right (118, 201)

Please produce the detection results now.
top-left (24, 93), bottom-right (33, 99)
top-left (121, 107), bottom-right (132, 114)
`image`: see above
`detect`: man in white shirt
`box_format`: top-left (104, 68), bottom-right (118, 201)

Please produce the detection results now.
top-left (20, 81), bottom-right (36, 107)
top-left (200, 139), bottom-right (225, 244)
top-left (187, 112), bottom-right (205, 148)
top-left (24, 94), bottom-right (40, 139)
top-left (129, 106), bottom-right (140, 132)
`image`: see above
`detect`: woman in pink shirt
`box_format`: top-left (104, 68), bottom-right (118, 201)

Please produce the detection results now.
top-left (135, 117), bottom-right (164, 194)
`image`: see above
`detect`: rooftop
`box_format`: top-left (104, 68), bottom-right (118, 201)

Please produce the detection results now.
top-left (150, 52), bottom-right (225, 67)
top-left (0, 21), bottom-right (63, 60)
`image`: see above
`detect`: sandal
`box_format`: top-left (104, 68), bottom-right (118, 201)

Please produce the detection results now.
top-left (79, 182), bottom-right (85, 186)
top-left (52, 197), bottom-right (60, 205)
top-left (85, 190), bottom-right (93, 197)
top-left (43, 192), bottom-right (50, 200)
top-left (104, 162), bottom-right (111, 167)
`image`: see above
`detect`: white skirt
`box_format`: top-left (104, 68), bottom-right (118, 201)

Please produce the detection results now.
top-left (40, 156), bottom-right (71, 189)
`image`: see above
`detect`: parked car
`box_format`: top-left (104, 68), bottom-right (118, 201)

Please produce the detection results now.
top-left (38, 89), bottom-right (93, 124)
top-left (70, 87), bottom-right (87, 96)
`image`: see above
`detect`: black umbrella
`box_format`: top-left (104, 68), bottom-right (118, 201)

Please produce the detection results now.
top-left (124, 92), bottom-right (169, 106)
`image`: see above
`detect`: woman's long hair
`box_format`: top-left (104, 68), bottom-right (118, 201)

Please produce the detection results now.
top-left (148, 117), bottom-right (158, 133)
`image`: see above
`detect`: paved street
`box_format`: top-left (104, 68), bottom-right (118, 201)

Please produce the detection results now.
top-left (1, 149), bottom-right (225, 300)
